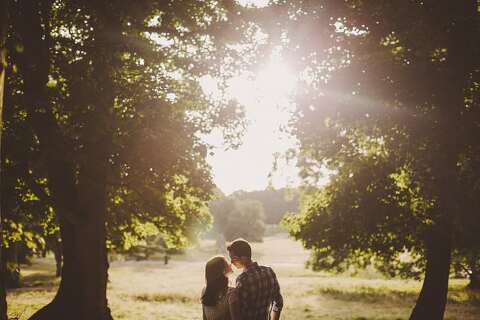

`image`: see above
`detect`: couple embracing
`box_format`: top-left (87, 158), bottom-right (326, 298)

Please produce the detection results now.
top-left (201, 239), bottom-right (284, 320)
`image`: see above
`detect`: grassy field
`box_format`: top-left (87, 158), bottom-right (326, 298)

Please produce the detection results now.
top-left (7, 231), bottom-right (480, 320)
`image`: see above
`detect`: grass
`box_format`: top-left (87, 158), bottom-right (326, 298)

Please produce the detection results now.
top-left (134, 293), bottom-right (197, 304)
top-left (7, 232), bottom-right (480, 320)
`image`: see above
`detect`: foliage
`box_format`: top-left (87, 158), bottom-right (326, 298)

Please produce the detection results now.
top-left (41, 0), bottom-right (250, 250)
top-left (1, 5), bottom-right (257, 319)
top-left (264, 0), bottom-right (480, 276)
top-left (255, 1), bottom-right (480, 317)
top-left (232, 188), bottom-right (300, 224)
top-left (2, 0), bottom-right (259, 265)
top-left (283, 160), bottom-right (429, 279)
top-left (209, 197), bottom-right (266, 242)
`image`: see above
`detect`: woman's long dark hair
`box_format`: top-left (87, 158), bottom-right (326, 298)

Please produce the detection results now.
top-left (201, 256), bottom-right (229, 306)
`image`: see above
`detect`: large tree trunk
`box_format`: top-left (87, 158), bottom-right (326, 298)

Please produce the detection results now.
top-left (29, 164), bottom-right (112, 320)
top-left (0, 0), bottom-right (8, 318)
top-left (15, 2), bottom-right (113, 319)
top-left (409, 231), bottom-right (452, 320)
top-left (409, 143), bottom-right (456, 320)
top-left (410, 2), bottom-right (478, 320)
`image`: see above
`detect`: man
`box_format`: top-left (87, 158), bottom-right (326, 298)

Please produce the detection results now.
top-left (228, 239), bottom-right (283, 320)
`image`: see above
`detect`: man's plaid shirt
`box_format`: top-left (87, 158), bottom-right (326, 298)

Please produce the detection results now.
top-left (233, 262), bottom-right (283, 320)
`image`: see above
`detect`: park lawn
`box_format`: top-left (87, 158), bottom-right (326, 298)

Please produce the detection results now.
top-left (7, 233), bottom-right (480, 320)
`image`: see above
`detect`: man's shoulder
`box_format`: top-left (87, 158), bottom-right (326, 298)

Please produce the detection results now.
top-left (236, 271), bottom-right (248, 282)
top-left (257, 264), bottom-right (277, 276)
top-left (258, 264), bottom-right (274, 271)
top-left (239, 263), bottom-right (276, 280)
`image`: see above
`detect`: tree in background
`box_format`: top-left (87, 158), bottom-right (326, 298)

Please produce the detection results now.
top-left (1, 83), bottom-right (59, 282)
top-left (255, 1), bottom-right (480, 319)
top-left (210, 197), bottom-right (266, 242)
top-left (118, 228), bottom-right (181, 262)
top-left (233, 188), bottom-right (299, 224)
top-left (452, 251), bottom-right (480, 290)
top-left (452, 147), bottom-right (480, 289)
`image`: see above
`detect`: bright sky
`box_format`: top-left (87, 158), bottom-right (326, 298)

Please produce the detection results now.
top-left (201, 54), bottom-right (300, 195)
top-left (236, 0), bottom-right (270, 7)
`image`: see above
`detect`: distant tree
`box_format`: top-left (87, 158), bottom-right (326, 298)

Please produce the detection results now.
top-left (0, 94), bottom-right (59, 282)
top-left (210, 197), bottom-right (235, 245)
top-left (225, 199), bottom-right (265, 242)
top-left (210, 197), bottom-right (266, 242)
top-left (452, 251), bottom-right (480, 290)
top-left (452, 146), bottom-right (480, 290)
top-left (120, 230), bottom-right (179, 262)
top-left (0, 33), bottom-right (63, 283)
top-left (233, 188), bottom-right (300, 224)
top-left (450, 158), bottom-right (480, 290)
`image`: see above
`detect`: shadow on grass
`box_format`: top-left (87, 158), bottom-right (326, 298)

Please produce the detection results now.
top-left (313, 285), bottom-right (480, 306)
top-left (314, 286), bottom-right (417, 304)
top-left (21, 272), bottom-right (59, 288)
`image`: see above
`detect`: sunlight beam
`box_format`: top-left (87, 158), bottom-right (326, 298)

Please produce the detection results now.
top-left (201, 53), bottom-right (300, 194)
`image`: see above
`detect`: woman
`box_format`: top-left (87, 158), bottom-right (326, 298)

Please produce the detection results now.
top-left (201, 256), bottom-right (240, 320)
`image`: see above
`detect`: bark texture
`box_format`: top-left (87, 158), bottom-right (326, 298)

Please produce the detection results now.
top-left (409, 231), bottom-right (452, 320)
top-left (410, 2), bottom-right (478, 319)
top-left (0, 0), bottom-right (8, 318)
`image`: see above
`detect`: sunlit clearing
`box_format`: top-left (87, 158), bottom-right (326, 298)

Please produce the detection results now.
top-left (201, 54), bottom-right (300, 194)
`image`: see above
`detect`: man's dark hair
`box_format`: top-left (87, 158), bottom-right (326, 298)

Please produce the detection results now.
top-left (227, 238), bottom-right (252, 259)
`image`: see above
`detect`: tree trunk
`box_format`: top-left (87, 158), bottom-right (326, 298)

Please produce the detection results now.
top-left (410, 3), bottom-right (478, 319)
top-left (467, 271), bottom-right (480, 290)
top-left (29, 197), bottom-right (112, 320)
top-left (409, 231), bottom-right (452, 320)
top-left (26, 140), bottom-right (112, 320)
top-left (409, 142), bottom-right (456, 320)
top-left (0, 0), bottom-right (8, 317)
top-left (51, 238), bottom-right (62, 278)
top-left (3, 245), bottom-right (20, 289)
top-left (15, 2), bottom-right (113, 319)
top-left (0, 268), bottom-right (5, 320)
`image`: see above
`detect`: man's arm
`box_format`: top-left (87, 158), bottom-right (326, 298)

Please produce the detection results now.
top-left (270, 310), bottom-right (281, 320)
top-left (228, 289), bottom-right (242, 320)
top-left (202, 306), bottom-right (207, 320)
top-left (270, 269), bottom-right (283, 320)
top-left (201, 287), bottom-right (207, 320)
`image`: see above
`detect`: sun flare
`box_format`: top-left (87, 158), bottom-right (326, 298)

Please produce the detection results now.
top-left (227, 56), bottom-right (297, 110)
top-left (256, 60), bottom-right (297, 104)
top-left (201, 55), bottom-right (300, 194)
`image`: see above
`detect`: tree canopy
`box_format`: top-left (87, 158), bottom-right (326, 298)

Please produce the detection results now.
top-left (257, 1), bottom-right (480, 319)
top-left (1, 0), bottom-right (256, 319)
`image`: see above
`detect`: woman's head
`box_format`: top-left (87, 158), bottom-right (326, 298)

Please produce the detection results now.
top-left (201, 256), bottom-right (231, 306)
